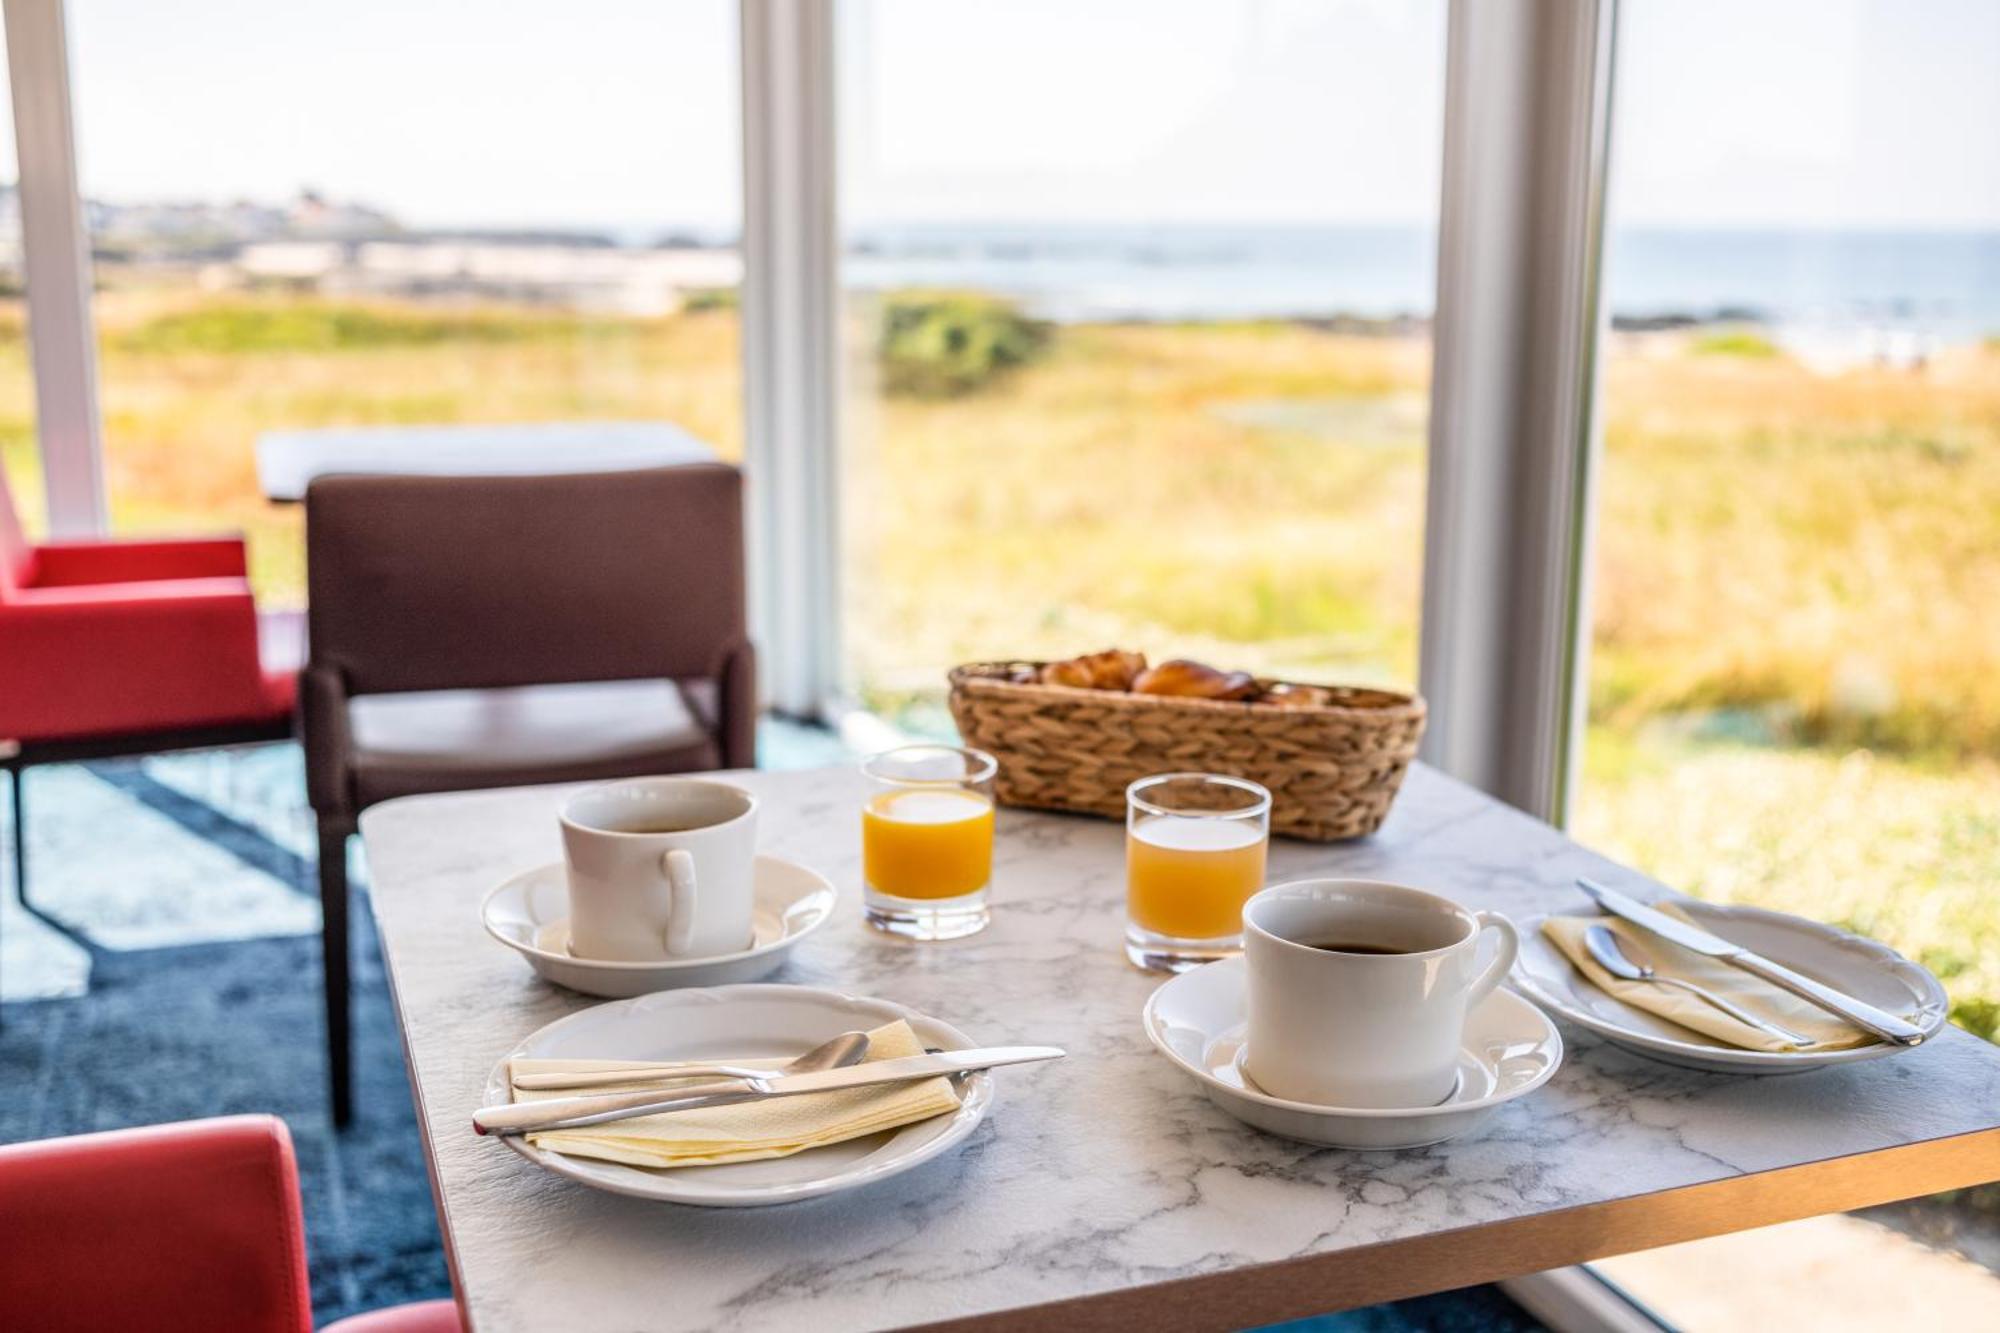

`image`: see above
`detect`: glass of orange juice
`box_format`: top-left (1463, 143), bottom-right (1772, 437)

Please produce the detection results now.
top-left (1125, 773), bottom-right (1271, 971)
top-left (861, 745), bottom-right (998, 941)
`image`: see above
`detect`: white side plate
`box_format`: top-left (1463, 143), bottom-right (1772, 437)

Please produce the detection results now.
top-left (484, 984), bottom-right (993, 1207)
top-left (1512, 897), bottom-right (1949, 1073)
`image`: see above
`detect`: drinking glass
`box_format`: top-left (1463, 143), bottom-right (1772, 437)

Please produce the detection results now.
top-left (1125, 772), bottom-right (1271, 971)
top-left (861, 745), bottom-right (998, 940)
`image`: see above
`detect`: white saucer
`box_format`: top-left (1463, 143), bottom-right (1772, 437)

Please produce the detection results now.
top-left (481, 856), bottom-right (836, 997)
top-left (1512, 896), bottom-right (1950, 1074)
top-left (484, 984), bottom-right (992, 1207)
top-left (1142, 956), bottom-right (1563, 1150)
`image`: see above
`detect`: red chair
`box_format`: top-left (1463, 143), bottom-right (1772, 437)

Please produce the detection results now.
top-left (0, 460), bottom-right (297, 1008)
top-left (0, 1114), bottom-right (461, 1333)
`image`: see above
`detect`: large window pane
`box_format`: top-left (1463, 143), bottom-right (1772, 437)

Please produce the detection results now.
top-left (70, 0), bottom-right (742, 604)
top-left (838, 0), bottom-right (1446, 723)
top-left (1576, 0), bottom-right (2000, 1286)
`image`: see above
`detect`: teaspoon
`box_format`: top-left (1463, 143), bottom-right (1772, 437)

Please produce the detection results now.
top-left (1584, 925), bottom-right (1815, 1048)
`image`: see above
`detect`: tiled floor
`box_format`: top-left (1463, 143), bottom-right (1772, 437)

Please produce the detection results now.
top-left (0, 729), bottom-right (1538, 1331)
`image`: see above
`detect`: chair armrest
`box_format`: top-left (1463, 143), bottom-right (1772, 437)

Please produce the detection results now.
top-left (717, 638), bottom-right (757, 769)
top-left (0, 1115), bottom-right (313, 1333)
top-left (302, 663), bottom-right (356, 818)
top-left (0, 578), bottom-right (276, 742)
top-left (32, 534), bottom-right (248, 587)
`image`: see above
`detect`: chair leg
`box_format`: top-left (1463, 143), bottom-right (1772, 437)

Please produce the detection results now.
top-left (2, 764), bottom-right (14, 1027)
top-left (318, 824), bottom-right (354, 1128)
top-left (8, 764), bottom-right (24, 912)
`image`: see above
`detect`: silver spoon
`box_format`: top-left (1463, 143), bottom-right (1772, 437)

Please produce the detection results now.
top-left (510, 1030), bottom-right (871, 1092)
top-left (1584, 925), bottom-right (1816, 1048)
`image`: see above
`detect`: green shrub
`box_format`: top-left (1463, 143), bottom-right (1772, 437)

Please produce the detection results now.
top-left (1953, 995), bottom-right (2000, 1043)
top-left (1690, 327), bottom-right (1781, 359)
top-left (682, 287), bottom-right (738, 314)
top-left (878, 291), bottom-right (1048, 397)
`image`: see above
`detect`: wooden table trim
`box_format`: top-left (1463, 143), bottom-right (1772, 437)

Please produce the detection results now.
top-left (919, 1126), bottom-right (2000, 1332)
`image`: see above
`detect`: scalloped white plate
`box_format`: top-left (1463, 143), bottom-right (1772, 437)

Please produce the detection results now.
top-left (1512, 896), bottom-right (1949, 1073)
top-left (482, 856), bottom-right (835, 997)
top-left (484, 985), bottom-right (992, 1206)
top-left (1143, 956), bottom-right (1562, 1150)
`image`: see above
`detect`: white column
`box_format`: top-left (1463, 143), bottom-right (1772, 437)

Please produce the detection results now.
top-left (1417, 0), bottom-right (1618, 822)
top-left (739, 0), bottom-right (841, 719)
top-left (4, 0), bottom-right (104, 536)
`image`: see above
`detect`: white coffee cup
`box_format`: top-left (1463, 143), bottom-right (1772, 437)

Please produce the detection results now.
top-left (559, 778), bottom-right (759, 962)
top-left (1242, 879), bottom-right (1520, 1109)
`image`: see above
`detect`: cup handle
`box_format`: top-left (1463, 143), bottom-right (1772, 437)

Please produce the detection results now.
top-left (660, 849), bottom-right (698, 956)
top-left (1468, 910), bottom-right (1521, 1004)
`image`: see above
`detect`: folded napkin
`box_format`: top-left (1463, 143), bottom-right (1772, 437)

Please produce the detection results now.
top-left (510, 1019), bottom-right (963, 1169)
top-left (1542, 906), bottom-right (1876, 1053)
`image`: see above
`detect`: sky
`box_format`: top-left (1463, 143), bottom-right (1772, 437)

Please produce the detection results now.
top-left (16, 0), bottom-right (1999, 233)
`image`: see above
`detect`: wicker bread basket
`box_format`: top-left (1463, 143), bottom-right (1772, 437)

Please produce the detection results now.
top-left (947, 662), bottom-right (1426, 842)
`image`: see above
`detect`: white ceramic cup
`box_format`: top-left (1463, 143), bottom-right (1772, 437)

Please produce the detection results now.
top-left (559, 778), bottom-right (759, 962)
top-left (1242, 879), bottom-right (1520, 1109)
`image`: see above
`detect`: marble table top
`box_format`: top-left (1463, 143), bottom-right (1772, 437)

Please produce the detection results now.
top-left (360, 763), bottom-right (2000, 1333)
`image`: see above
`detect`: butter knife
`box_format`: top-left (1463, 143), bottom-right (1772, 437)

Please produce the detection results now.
top-left (474, 1046), bottom-right (1065, 1136)
top-left (1577, 878), bottom-right (1926, 1046)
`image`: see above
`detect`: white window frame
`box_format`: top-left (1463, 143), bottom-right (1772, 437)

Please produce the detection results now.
top-left (1417, 0), bottom-right (1618, 824)
top-left (5, 0), bottom-right (103, 537)
top-left (740, 0), bottom-right (843, 719)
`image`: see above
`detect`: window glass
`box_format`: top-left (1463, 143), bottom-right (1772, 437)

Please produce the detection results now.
top-left (838, 0), bottom-right (1447, 725)
top-left (1576, 0), bottom-right (2000, 1276)
top-left (69, 0), bottom-right (742, 604)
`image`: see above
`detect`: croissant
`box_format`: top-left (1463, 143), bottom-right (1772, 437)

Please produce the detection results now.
top-left (1040, 657), bottom-right (1097, 689)
top-left (1086, 649), bottom-right (1147, 690)
top-left (1041, 649), bottom-right (1148, 691)
top-left (1132, 659), bottom-right (1258, 701)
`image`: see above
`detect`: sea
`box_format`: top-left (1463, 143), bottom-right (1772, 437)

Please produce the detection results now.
top-left (840, 223), bottom-right (2000, 350)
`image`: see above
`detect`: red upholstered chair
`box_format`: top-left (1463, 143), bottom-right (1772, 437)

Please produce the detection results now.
top-left (0, 1114), bottom-right (461, 1333)
top-left (0, 460), bottom-right (297, 1003)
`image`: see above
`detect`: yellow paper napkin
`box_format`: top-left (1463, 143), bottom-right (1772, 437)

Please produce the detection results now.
top-left (510, 1019), bottom-right (963, 1169)
top-left (1542, 906), bottom-right (1877, 1052)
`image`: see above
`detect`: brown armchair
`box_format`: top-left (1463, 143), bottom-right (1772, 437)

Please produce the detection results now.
top-left (303, 465), bottom-right (755, 1124)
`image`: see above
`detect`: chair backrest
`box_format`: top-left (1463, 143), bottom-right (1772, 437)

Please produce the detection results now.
top-left (306, 464), bottom-right (747, 696)
top-left (0, 450), bottom-right (36, 593)
top-left (0, 1115), bottom-right (313, 1333)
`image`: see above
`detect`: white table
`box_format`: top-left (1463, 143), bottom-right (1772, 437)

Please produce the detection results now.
top-left (255, 421), bottom-right (715, 501)
top-left (360, 764), bottom-right (2000, 1332)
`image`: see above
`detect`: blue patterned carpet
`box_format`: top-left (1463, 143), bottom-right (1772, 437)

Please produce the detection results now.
top-left (0, 736), bottom-right (1539, 1332)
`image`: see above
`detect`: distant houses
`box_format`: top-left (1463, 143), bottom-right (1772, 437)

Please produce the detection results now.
top-left (223, 238), bottom-right (741, 314)
top-left (0, 184), bottom-right (741, 314)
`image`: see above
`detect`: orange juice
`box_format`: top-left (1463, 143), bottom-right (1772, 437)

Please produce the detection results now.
top-left (862, 788), bottom-right (995, 900)
top-left (1126, 815), bottom-right (1268, 939)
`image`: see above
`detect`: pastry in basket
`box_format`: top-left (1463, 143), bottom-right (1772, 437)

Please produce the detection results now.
top-left (1036, 649), bottom-right (1330, 708)
top-left (1040, 649), bottom-right (1148, 691)
top-left (1132, 659), bottom-right (1258, 701)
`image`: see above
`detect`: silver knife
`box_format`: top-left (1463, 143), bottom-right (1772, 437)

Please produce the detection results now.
top-left (1577, 878), bottom-right (1926, 1046)
top-left (473, 1046), bottom-right (1065, 1137)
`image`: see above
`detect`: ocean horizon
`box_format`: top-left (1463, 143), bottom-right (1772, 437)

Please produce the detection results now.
top-left (838, 222), bottom-right (2000, 343)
